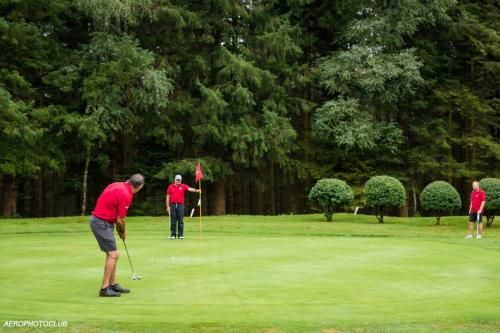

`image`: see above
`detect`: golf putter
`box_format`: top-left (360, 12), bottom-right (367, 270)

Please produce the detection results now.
top-left (123, 240), bottom-right (142, 280)
top-left (476, 213), bottom-right (480, 238)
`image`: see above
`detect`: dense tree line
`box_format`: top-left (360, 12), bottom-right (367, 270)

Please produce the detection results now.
top-left (0, 0), bottom-right (498, 218)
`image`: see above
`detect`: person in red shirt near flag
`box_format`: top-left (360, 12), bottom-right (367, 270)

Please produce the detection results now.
top-left (90, 174), bottom-right (144, 297)
top-left (465, 181), bottom-right (486, 240)
top-left (166, 174), bottom-right (201, 239)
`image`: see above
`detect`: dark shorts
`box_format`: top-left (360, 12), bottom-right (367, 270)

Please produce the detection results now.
top-left (469, 212), bottom-right (483, 223)
top-left (90, 215), bottom-right (117, 252)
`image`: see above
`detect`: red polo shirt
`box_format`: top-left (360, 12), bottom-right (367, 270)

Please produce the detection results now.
top-left (471, 189), bottom-right (486, 212)
top-left (92, 182), bottom-right (134, 223)
top-left (166, 183), bottom-right (190, 205)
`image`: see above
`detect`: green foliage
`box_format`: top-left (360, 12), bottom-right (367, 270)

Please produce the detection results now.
top-left (312, 98), bottom-right (403, 152)
top-left (318, 47), bottom-right (424, 103)
top-left (155, 157), bottom-right (232, 183)
top-left (80, 33), bottom-right (172, 133)
top-left (0, 0), bottom-right (499, 218)
top-left (314, 36), bottom-right (423, 157)
top-left (479, 178), bottom-right (500, 227)
top-left (146, 1), bottom-right (302, 191)
top-left (308, 179), bottom-right (353, 222)
top-left (62, 112), bottom-right (106, 150)
top-left (75, 0), bottom-right (153, 32)
top-left (0, 88), bottom-right (42, 176)
top-left (420, 181), bottom-right (461, 224)
top-left (135, 69), bottom-right (174, 113)
top-left (364, 176), bottom-right (406, 223)
top-left (344, 0), bottom-right (455, 50)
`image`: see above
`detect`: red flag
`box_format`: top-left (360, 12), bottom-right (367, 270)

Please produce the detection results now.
top-left (195, 163), bottom-right (204, 182)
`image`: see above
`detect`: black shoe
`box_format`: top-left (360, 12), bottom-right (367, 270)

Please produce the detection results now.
top-left (179, 236), bottom-right (184, 239)
top-left (99, 287), bottom-right (121, 297)
top-left (169, 235), bottom-right (176, 240)
top-left (111, 283), bottom-right (130, 293)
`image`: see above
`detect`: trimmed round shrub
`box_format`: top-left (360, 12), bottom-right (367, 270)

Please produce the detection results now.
top-left (479, 178), bottom-right (500, 227)
top-left (364, 175), bottom-right (405, 223)
top-left (309, 179), bottom-right (353, 222)
top-left (420, 181), bottom-right (461, 225)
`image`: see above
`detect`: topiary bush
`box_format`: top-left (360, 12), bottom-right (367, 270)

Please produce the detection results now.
top-left (420, 181), bottom-right (461, 225)
top-left (309, 179), bottom-right (353, 222)
top-left (364, 175), bottom-right (405, 223)
top-left (479, 178), bottom-right (500, 227)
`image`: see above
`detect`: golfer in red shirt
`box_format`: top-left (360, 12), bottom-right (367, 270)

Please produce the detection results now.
top-left (166, 174), bottom-right (200, 239)
top-left (90, 174), bottom-right (144, 296)
top-left (465, 181), bottom-right (486, 240)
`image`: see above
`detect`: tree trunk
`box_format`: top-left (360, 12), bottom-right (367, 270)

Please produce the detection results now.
top-left (123, 133), bottom-right (135, 174)
top-left (412, 186), bottom-right (417, 216)
top-left (81, 148), bottom-right (91, 216)
top-left (447, 107), bottom-right (453, 183)
top-left (2, 175), bottom-right (16, 217)
top-left (45, 170), bottom-right (53, 217)
top-left (288, 181), bottom-right (295, 214)
top-left (254, 181), bottom-right (264, 215)
top-left (486, 214), bottom-right (495, 228)
top-left (400, 197), bottom-right (408, 217)
top-left (276, 170), bottom-right (283, 214)
top-left (227, 175), bottom-right (234, 214)
top-left (212, 178), bottom-right (225, 215)
top-left (35, 169), bottom-right (43, 217)
top-left (108, 145), bottom-right (117, 180)
top-left (377, 208), bottom-right (384, 223)
top-left (269, 162), bottom-right (276, 215)
top-left (325, 208), bottom-right (333, 222)
top-left (233, 171), bottom-right (241, 214)
top-left (243, 173), bottom-right (251, 214)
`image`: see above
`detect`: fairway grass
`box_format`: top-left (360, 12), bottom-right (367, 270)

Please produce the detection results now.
top-left (1, 214), bottom-right (500, 332)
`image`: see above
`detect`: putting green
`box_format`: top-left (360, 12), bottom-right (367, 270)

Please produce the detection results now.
top-left (1, 214), bottom-right (500, 332)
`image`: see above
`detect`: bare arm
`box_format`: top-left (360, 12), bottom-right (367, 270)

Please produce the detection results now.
top-left (166, 194), bottom-right (170, 215)
top-left (116, 217), bottom-right (126, 240)
top-left (479, 201), bottom-right (486, 213)
top-left (188, 187), bottom-right (201, 193)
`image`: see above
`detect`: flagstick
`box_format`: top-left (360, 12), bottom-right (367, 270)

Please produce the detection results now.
top-left (199, 180), bottom-right (202, 239)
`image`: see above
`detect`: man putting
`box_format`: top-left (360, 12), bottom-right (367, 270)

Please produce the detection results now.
top-left (465, 180), bottom-right (486, 240)
top-left (90, 174), bottom-right (144, 297)
top-left (166, 174), bottom-right (201, 239)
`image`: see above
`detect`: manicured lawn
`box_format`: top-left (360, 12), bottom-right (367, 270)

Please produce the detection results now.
top-left (1, 214), bottom-right (500, 332)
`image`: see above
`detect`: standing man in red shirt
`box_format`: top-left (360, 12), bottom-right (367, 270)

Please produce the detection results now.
top-left (90, 174), bottom-right (144, 297)
top-left (166, 174), bottom-right (201, 239)
top-left (465, 180), bottom-right (486, 240)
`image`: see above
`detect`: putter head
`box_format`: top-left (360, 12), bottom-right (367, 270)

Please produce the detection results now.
top-left (132, 274), bottom-right (142, 280)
